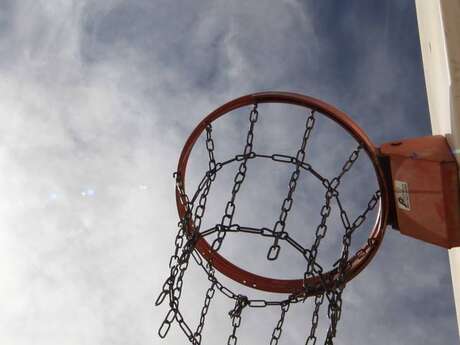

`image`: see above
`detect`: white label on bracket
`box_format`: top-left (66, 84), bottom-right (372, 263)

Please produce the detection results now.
top-left (394, 180), bottom-right (411, 211)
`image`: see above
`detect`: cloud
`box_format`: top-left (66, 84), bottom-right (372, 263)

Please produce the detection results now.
top-left (0, 1), bottom-right (456, 345)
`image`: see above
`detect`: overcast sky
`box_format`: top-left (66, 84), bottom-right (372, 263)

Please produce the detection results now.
top-left (0, 0), bottom-right (457, 344)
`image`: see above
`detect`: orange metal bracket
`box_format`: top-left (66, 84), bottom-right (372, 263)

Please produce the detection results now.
top-left (380, 135), bottom-right (460, 248)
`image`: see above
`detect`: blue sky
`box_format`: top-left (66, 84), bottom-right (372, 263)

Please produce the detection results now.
top-left (0, 0), bottom-right (457, 344)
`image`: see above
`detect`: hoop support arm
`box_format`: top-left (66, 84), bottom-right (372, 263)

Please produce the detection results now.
top-left (380, 135), bottom-right (460, 248)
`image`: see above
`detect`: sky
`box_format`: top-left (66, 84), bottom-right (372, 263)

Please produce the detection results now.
top-left (0, 0), bottom-right (457, 344)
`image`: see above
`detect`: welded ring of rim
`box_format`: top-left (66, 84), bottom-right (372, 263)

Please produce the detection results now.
top-left (176, 91), bottom-right (389, 294)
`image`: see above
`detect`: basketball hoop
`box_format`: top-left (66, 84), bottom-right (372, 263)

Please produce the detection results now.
top-left (156, 91), bottom-right (460, 344)
top-left (175, 92), bottom-right (388, 294)
top-left (156, 92), bottom-right (391, 345)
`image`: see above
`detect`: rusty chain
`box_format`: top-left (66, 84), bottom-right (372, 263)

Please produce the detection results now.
top-left (305, 293), bottom-right (325, 345)
top-left (270, 302), bottom-right (290, 345)
top-left (211, 104), bottom-right (259, 252)
top-left (157, 104), bottom-right (382, 345)
top-left (268, 111), bottom-right (316, 260)
top-left (194, 280), bottom-right (216, 345)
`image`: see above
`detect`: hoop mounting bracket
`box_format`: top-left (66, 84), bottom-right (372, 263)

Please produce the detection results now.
top-left (380, 135), bottom-right (460, 248)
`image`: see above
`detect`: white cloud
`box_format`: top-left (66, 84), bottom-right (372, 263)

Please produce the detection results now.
top-left (0, 1), bottom-right (455, 345)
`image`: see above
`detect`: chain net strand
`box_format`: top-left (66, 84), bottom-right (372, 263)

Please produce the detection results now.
top-left (156, 103), bottom-right (381, 345)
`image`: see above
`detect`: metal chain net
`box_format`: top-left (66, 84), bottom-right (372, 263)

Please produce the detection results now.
top-left (156, 103), bottom-right (381, 345)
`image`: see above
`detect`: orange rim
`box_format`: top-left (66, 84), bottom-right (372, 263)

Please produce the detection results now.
top-left (176, 91), bottom-right (389, 294)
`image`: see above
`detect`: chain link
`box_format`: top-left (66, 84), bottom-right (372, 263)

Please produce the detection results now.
top-left (194, 281), bottom-right (216, 344)
top-left (270, 302), bottom-right (290, 345)
top-left (156, 172), bottom-right (193, 311)
top-left (212, 104), bottom-right (259, 252)
top-left (157, 125), bottom-right (220, 340)
top-left (325, 189), bottom-right (381, 344)
top-left (305, 293), bottom-right (325, 345)
top-left (206, 125), bottom-right (217, 181)
top-left (304, 145), bottom-right (363, 277)
top-left (268, 111), bottom-right (316, 260)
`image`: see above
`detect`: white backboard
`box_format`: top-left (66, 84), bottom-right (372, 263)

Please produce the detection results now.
top-left (415, 0), bottom-right (460, 337)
